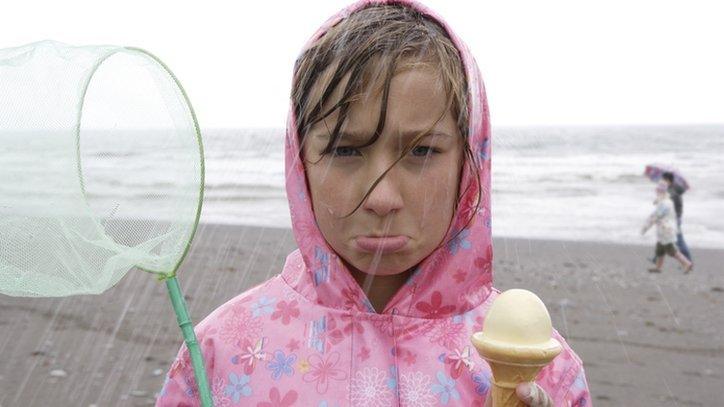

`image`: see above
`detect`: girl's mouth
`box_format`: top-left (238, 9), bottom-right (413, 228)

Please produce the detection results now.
top-left (355, 235), bottom-right (409, 253)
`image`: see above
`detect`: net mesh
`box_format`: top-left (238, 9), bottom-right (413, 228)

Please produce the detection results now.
top-left (0, 41), bottom-right (203, 297)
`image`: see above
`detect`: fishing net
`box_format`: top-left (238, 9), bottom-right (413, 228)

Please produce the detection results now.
top-left (0, 40), bottom-right (203, 297)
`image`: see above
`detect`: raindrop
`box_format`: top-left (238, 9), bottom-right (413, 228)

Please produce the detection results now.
top-left (49, 369), bottom-right (67, 378)
top-left (130, 390), bottom-right (148, 397)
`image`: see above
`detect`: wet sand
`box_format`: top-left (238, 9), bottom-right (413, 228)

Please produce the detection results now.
top-left (1, 223), bottom-right (722, 406)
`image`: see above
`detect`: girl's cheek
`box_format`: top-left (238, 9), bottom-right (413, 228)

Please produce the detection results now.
top-left (318, 173), bottom-right (357, 215)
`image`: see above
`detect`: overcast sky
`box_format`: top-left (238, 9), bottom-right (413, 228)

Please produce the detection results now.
top-left (3, 0), bottom-right (722, 128)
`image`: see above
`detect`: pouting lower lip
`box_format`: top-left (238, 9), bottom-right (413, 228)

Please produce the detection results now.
top-left (355, 235), bottom-right (409, 253)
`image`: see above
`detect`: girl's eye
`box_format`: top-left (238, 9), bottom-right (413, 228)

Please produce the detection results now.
top-left (328, 146), bottom-right (438, 158)
top-left (411, 146), bottom-right (437, 157)
top-left (331, 146), bottom-right (361, 157)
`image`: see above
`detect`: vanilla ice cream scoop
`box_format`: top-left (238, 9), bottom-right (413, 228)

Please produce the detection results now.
top-left (478, 288), bottom-right (557, 347)
top-left (471, 289), bottom-right (562, 406)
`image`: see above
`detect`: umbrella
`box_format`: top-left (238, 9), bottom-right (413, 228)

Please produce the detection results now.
top-left (644, 164), bottom-right (690, 191)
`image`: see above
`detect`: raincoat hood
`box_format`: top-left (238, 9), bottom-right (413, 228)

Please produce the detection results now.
top-left (282, 0), bottom-right (493, 319)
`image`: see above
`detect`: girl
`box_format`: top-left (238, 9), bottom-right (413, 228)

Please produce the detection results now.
top-left (157, 1), bottom-right (591, 405)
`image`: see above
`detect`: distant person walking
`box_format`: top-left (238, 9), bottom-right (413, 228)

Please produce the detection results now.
top-left (642, 181), bottom-right (693, 273)
top-left (662, 171), bottom-right (693, 261)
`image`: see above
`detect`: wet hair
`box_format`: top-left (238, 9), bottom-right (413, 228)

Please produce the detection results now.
top-left (662, 172), bottom-right (674, 183)
top-left (291, 2), bottom-right (481, 232)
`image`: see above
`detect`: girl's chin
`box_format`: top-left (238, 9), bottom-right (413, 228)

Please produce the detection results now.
top-left (356, 268), bottom-right (410, 277)
top-left (347, 258), bottom-right (416, 277)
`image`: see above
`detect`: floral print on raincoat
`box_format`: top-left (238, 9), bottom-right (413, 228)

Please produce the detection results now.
top-left (156, 0), bottom-right (592, 405)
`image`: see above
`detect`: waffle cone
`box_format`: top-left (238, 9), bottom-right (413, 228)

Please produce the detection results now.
top-left (487, 361), bottom-right (547, 407)
top-left (471, 331), bottom-right (562, 407)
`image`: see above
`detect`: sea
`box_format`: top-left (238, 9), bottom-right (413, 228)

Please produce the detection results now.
top-left (1, 125), bottom-right (722, 249)
top-left (198, 125), bottom-right (724, 249)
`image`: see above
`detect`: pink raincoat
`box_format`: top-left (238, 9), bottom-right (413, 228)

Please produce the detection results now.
top-left (157, 1), bottom-right (592, 405)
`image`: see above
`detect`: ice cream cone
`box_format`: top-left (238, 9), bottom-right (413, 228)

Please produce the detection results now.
top-left (471, 289), bottom-right (562, 407)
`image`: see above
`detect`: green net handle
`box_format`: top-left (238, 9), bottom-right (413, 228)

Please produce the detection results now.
top-left (165, 276), bottom-right (214, 407)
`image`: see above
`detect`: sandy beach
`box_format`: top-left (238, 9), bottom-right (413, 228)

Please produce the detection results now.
top-left (1, 223), bottom-right (722, 406)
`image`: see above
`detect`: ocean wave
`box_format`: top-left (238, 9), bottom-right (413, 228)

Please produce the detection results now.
top-left (204, 195), bottom-right (286, 203)
top-left (545, 187), bottom-right (598, 197)
top-left (204, 182), bottom-right (283, 192)
top-left (88, 151), bottom-right (137, 158)
top-left (612, 173), bottom-right (645, 183)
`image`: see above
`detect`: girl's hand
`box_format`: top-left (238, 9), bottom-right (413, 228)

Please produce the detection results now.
top-left (515, 382), bottom-right (553, 407)
top-left (484, 382), bottom-right (553, 407)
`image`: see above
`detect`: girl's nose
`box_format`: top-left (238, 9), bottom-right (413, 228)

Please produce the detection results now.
top-left (361, 171), bottom-right (404, 217)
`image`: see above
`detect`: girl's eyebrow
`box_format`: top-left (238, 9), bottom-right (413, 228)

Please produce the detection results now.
top-left (398, 130), bottom-right (452, 140)
top-left (311, 132), bottom-right (365, 142)
top-left (312, 130), bottom-right (452, 144)
top-left (325, 130), bottom-right (451, 140)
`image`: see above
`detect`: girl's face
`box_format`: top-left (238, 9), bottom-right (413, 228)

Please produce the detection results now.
top-left (302, 67), bottom-right (464, 276)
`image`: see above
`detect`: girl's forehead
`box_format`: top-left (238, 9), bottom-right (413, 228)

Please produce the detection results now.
top-left (351, 72), bottom-right (449, 122)
top-left (312, 67), bottom-right (452, 129)
top-left (311, 58), bottom-right (443, 108)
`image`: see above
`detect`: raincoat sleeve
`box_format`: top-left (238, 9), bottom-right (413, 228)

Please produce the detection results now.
top-left (559, 365), bottom-right (592, 406)
top-left (540, 331), bottom-right (592, 406)
top-left (155, 327), bottom-right (217, 407)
